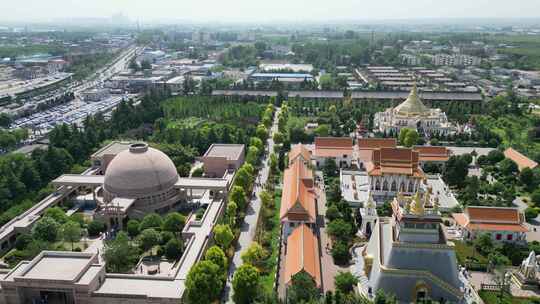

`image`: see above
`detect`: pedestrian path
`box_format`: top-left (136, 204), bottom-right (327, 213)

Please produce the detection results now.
top-left (222, 108), bottom-right (280, 303)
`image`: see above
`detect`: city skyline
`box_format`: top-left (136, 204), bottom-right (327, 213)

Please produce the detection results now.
top-left (2, 0), bottom-right (540, 23)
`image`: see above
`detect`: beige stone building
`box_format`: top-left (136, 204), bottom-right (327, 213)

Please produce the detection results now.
top-left (201, 144), bottom-right (245, 178)
top-left (0, 142), bottom-right (230, 304)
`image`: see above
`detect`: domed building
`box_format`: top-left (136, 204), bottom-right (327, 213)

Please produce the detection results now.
top-left (374, 85), bottom-right (456, 137)
top-left (96, 143), bottom-right (183, 226)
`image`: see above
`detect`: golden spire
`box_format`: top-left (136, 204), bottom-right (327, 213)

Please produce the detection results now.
top-left (410, 191), bottom-right (425, 216)
top-left (366, 192), bottom-right (376, 210)
top-left (433, 197), bottom-right (440, 212)
top-left (397, 190), bottom-right (405, 203)
top-left (424, 186), bottom-right (432, 207)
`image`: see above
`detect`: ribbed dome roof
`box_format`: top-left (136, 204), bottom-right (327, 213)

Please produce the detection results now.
top-left (394, 84), bottom-right (430, 116)
top-left (104, 143), bottom-right (179, 198)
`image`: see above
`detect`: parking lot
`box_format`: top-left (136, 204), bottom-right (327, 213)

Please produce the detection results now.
top-left (10, 95), bottom-right (126, 134)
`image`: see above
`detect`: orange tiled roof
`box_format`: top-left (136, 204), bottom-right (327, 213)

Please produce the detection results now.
top-left (284, 224), bottom-right (321, 288)
top-left (466, 223), bottom-right (528, 232)
top-left (280, 158), bottom-right (316, 223)
top-left (289, 144), bottom-right (312, 164)
top-left (414, 146), bottom-right (451, 162)
top-left (368, 148), bottom-right (424, 178)
top-left (358, 138), bottom-right (397, 150)
top-left (466, 206), bottom-right (522, 223)
top-left (313, 148), bottom-right (352, 158)
top-left (504, 148), bottom-right (538, 172)
top-left (453, 208), bottom-right (528, 233)
top-left (315, 137), bottom-right (353, 149)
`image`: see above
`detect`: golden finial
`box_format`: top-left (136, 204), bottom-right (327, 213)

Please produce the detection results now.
top-left (410, 191), bottom-right (425, 216)
top-left (366, 192), bottom-right (376, 210)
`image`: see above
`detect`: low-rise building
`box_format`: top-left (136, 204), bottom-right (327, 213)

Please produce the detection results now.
top-left (313, 137), bottom-right (353, 168)
top-left (201, 144), bottom-right (245, 178)
top-left (413, 146), bottom-right (451, 169)
top-left (80, 88), bottom-right (110, 102)
top-left (279, 154), bottom-right (317, 238)
top-left (432, 54), bottom-right (481, 67)
top-left (357, 138), bottom-right (397, 170)
top-left (283, 224), bottom-right (322, 296)
top-left (452, 206), bottom-right (528, 242)
top-left (504, 148), bottom-right (538, 172)
top-left (367, 148), bottom-right (425, 199)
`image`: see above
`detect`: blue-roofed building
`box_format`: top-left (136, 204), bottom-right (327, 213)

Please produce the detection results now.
top-left (359, 190), bottom-right (465, 303)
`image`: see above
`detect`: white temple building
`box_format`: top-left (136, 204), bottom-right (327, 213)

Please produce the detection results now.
top-left (374, 85), bottom-right (456, 136)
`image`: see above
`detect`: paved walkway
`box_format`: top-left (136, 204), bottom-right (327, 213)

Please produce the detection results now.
top-left (222, 107), bottom-right (280, 303)
top-left (316, 171), bottom-right (349, 293)
top-left (513, 197), bottom-right (540, 241)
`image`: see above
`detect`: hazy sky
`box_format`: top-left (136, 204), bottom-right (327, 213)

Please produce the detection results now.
top-left (3, 0), bottom-right (540, 22)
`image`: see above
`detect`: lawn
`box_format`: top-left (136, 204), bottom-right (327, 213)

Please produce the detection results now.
top-left (477, 115), bottom-right (540, 157)
top-left (479, 291), bottom-right (538, 304)
top-left (260, 191), bottom-right (282, 293)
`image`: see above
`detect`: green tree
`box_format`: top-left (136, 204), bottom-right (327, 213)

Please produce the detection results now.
top-left (314, 124), bottom-right (330, 137)
top-left (250, 137), bottom-right (264, 152)
top-left (399, 128), bottom-right (419, 147)
top-left (444, 155), bottom-right (470, 187)
top-left (164, 238), bottom-right (184, 260)
top-left (185, 260), bottom-right (224, 304)
top-left (499, 159), bottom-right (518, 175)
top-left (474, 233), bottom-right (494, 256)
top-left (138, 229), bottom-right (161, 255)
top-left (520, 167), bottom-right (535, 190)
top-left (162, 212), bottom-right (186, 236)
top-left (331, 241), bottom-right (351, 265)
top-left (230, 186), bottom-right (248, 210)
top-left (246, 146), bottom-right (260, 165)
top-left (323, 158), bottom-right (338, 177)
top-left (241, 242), bottom-right (267, 270)
top-left (43, 207), bottom-right (69, 224)
top-left (531, 190), bottom-right (540, 206)
top-left (488, 252), bottom-right (511, 268)
top-left (487, 150), bottom-right (505, 164)
top-left (326, 205), bottom-right (341, 221)
top-left (139, 213), bottom-right (163, 231)
top-left (256, 124), bottom-right (268, 141)
top-left (226, 201), bottom-right (237, 226)
top-left (87, 219), bottom-right (106, 237)
top-left (191, 167), bottom-right (204, 177)
top-left (374, 289), bottom-right (397, 304)
top-left (127, 219), bottom-right (140, 238)
top-left (334, 271), bottom-right (358, 294)
top-left (273, 132), bottom-right (284, 144)
top-left (235, 166), bottom-right (253, 190)
top-left (32, 217), bottom-right (60, 242)
top-left (287, 271), bottom-right (319, 303)
top-left (233, 263), bottom-right (260, 304)
top-left (525, 207), bottom-right (539, 221)
top-left (103, 231), bottom-right (139, 273)
top-left (14, 233), bottom-right (32, 250)
top-left (260, 190), bottom-right (274, 209)
top-left (205, 245), bottom-right (227, 275)
top-left (61, 221), bottom-right (82, 251)
top-left (213, 224), bottom-right (234, 250)
top-left (327, 219), bottom-right (352, 242)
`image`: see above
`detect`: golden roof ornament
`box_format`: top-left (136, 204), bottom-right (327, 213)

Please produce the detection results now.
top-left (397, 191), bottom-right (405, 203)
top-left (410, 191), bottom-right (425, 216)
top-left (366, 192), bottom-right (376, 210)
top-left (394, 82), bottom-right (430, 116)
